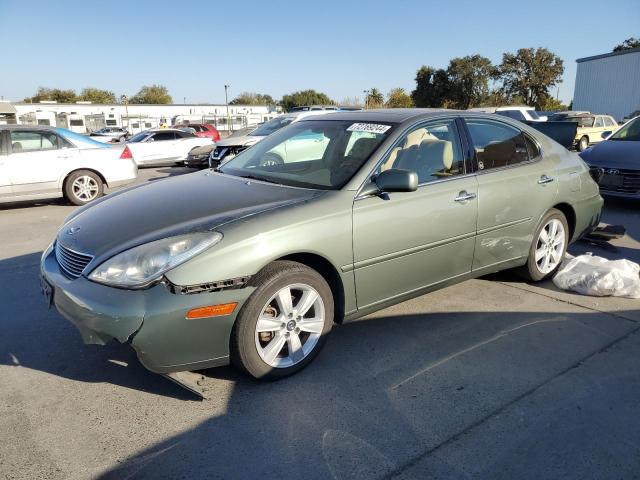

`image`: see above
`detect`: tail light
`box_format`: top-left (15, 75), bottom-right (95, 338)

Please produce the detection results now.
top-left (120, 145), bottom-right (132, 159)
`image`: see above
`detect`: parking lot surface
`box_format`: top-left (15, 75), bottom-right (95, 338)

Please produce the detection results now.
top-left (1, 167), bottom-right (639, 479)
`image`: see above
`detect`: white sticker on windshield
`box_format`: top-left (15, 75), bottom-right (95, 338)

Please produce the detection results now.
top-left (347, 123), bottom-right (391, 134)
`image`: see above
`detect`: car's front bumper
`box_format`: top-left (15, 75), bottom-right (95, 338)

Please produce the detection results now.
top-left (40, 246), bottom-right (254, 373)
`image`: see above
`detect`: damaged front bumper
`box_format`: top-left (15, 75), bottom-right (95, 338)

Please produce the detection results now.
top-left (40, 247), bottom-right (254, 374)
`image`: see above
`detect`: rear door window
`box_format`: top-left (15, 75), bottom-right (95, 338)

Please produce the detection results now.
top-left (465, 119), bottom-right (530, 171)
top-left (594, 117), bottom-right (604, 128)
top-left (10, 130), bottom-right (59, 153)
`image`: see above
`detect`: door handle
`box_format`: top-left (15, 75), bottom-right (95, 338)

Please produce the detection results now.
top-left (538, 174), bottom-right (554, 184)
top-left (454, 191), bottom-right (476, 202)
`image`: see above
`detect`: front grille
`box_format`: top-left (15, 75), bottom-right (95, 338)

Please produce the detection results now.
top-left (600, 169), bottom-right (640, 194)
top-left (55, 242), bottom-right (94, 278)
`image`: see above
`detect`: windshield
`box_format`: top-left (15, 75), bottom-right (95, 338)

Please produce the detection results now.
top-left (250, 116), bottom-right (295, 137)
top-left (55, 128), bottom-right (111, 148)
top-left (128, 131), bottom-right (151, 142)
top-left (220, 120), bottom-right (396, 190)
top-left (549, 114), bottom-right (594, 127)
top-left (609, 117), bottom-right (640, 141)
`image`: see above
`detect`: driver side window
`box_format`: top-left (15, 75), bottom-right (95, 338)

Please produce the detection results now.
top-left (379, 119), bottom-right (465, 184)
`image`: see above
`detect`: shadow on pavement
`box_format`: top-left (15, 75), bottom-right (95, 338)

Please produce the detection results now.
top-left (91, 306), bottom-right (639, 480)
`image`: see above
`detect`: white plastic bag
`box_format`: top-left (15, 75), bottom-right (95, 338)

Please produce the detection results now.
top-left (552, 254), bottom-right (640, 299)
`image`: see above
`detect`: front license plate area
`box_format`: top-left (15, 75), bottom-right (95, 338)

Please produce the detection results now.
top-left (40, 275), bottom-right (54, 308)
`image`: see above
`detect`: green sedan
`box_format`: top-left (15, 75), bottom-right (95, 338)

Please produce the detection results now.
top-left (40, 110), bottom-right (603, 381)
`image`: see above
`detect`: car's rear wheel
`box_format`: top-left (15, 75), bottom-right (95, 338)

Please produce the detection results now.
top-left (64, 170), bottom-right (104, 206)
top-left (521, 208), bottom-right (569, 281)
top-left (231, 261), bottom-right (333, 379)
top-left (578, 136), bottom-right (589, 152)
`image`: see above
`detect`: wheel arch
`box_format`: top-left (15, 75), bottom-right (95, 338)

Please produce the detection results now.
top-left (268, 252), bottom-right (346, 324)
top-left (552, 202), bottom-right (576, 240)
top-left (62, 168), bottom-right (108, 191)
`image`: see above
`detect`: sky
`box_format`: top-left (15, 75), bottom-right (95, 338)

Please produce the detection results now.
top-left (0, 0), bottom-right (638, 105)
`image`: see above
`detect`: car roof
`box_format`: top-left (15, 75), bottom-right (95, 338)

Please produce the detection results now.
top-left (296, 108), bottom-right (457, 124)
top-left (0, 124), bottom-right (58, 131)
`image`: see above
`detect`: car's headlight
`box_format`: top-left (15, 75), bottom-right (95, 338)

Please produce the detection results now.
top-left (89, 232), bottom-right (222, 288)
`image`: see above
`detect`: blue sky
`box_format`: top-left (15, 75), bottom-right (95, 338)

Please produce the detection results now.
top-left (0, 0), bottom-right (638, 105)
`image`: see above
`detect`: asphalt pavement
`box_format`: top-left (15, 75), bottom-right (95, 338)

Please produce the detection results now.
top-left (0, 167), bottom-right (638, 480)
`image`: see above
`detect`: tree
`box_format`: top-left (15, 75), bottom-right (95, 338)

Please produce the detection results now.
top-left (496, 47), bottom-right (564, 109)
top-left (129, 84), bottom-right (172, 104)
top-left (613, 37), bottom-right (640, 52)
top-left (538, 96), bottom-right (568, 112)
top-left (365, 88), bottom-right (384, 108)
top-left (446, 55), bottom-right (495, 109)
top-left (24, 87), bottom-right (77, 103)
top-left (230, 92), bottom-right (275, 106)
top-left (279, 89), bottom-right (334, 111)
top-left (411, 66), bottom-right (450, 108)
top-left (78, 87), bottom-right (116, 104)
top-left (385, 88), bottom-right (414, 108)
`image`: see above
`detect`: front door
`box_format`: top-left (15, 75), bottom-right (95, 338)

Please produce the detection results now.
top-left (7, 129), bottom-right (76, 195)
top-left (352, 118), bottom-right (478, 309)
top-left (462, 118), bottom-right (558, 270)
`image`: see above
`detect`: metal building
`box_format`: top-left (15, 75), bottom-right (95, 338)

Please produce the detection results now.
top-left (573, 48), bottom-right (640, 121)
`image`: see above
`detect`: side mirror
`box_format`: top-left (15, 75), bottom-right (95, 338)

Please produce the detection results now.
top-left (362, 169), bottom-right (419, 196)
top-left (601, 131), bottom-right (612, 140)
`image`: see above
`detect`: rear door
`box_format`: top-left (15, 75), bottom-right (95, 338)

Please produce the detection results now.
top-left (462, 118), bottom-right (558, 270)
top-left (7, 129), bottom-right (79, 195)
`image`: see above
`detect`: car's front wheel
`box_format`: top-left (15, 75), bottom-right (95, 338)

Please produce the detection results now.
top-left (521, 208), bottom-right (569, 281)
top-left (64, 170), bottom-right (104, 206)
top-left (231, 261), bottom-right (333, 379)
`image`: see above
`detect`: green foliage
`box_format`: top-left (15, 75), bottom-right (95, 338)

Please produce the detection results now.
top-left (78, 87), bottom-right (116, 104)
top-left (129, 84), bottom-right (173, 104)
top-left (495, 48), bottom-right (564, 109)
top-left (613, 37), bottom-right (640, 52)
top-left (446, 55), bottom-right (495, 109)
top-left (385, 88), bottom-right (414, 108)
top-left (279, 89), bottom-right (334, 111)
top-left (365, 88), bottom-right (385, 108)
top-left (24, 87), bottom-right (77, 103)
top-left (411, 66), bottom-right (450, 108)
top-left (538, 95), bottom-right (568, 112)
top-left (230, 92), bottom-right (276, 106)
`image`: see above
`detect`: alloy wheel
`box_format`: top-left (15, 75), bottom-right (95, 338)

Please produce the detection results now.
top-left (72, 175), bottom-right (99, 201)
top-left (254, 283), bottom-right (325, 368)
top-left (534, 218), bottom-right (565, 274)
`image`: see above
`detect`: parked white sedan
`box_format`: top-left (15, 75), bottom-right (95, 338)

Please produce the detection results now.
top-left (0, 126), bottom-right (137, 205)
top-left (125, 128), bottom-right (213, 166)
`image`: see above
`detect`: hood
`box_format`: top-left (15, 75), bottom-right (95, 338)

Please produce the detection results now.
top-left (580, 140), bottom-right (640, 169)
top-left (58, 171), bottom-right (322, 264)
top-left (215, 135), bottom-right (264, 148)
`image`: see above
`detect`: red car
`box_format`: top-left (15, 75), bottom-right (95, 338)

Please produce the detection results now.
top-left (175, 123), bottom-right (220, 142)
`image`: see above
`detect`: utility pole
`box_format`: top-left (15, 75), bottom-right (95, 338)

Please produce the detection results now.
top-left (120, 95), bottom-right (129, 130)
top-left (363, 90), bottom-right (370, 110)
top-left (224, 84), bottom-right (231, 133)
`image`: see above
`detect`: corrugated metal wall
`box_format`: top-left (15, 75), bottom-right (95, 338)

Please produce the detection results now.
top-left (573, 51), bottom-right (640, 121)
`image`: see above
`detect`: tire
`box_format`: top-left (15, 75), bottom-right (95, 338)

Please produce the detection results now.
top-left (231, 260), bottom-right (334, 380)
top-left (64, 170), bottom-right (104, 206)
top-left (520, 208), bottom-right (569, 282)
top-left (578, 136), bottom-right (589, 152)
